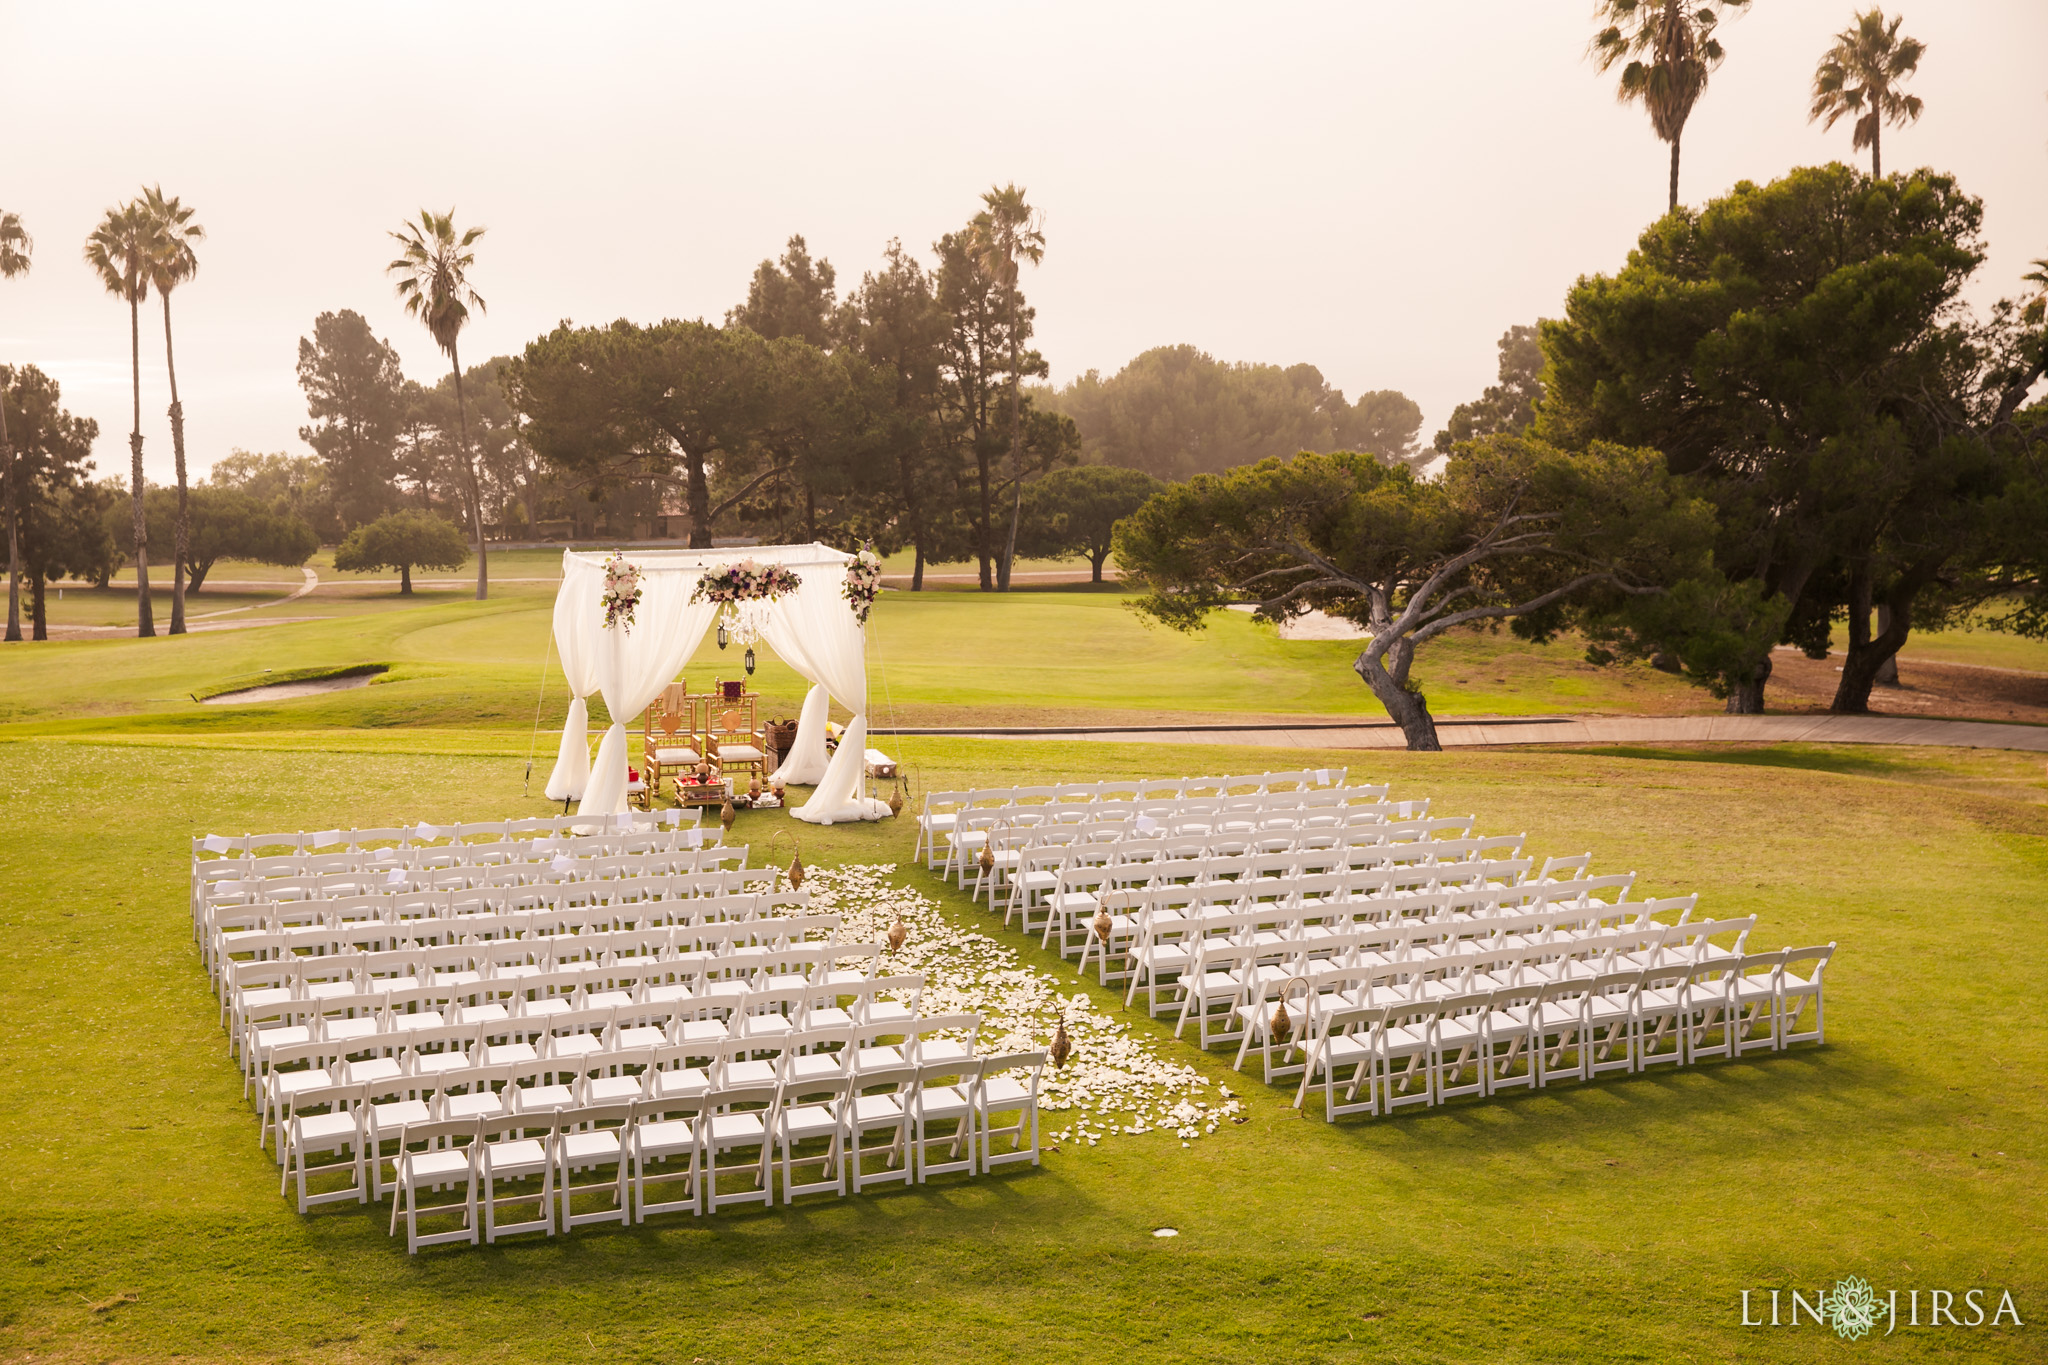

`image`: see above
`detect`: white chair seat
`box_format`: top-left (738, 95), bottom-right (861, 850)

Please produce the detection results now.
top-left (370, 1099), bottom-right (430, 1131)
top-left (484, 1138), bottom-right (549, 1173)
top-left (514, 1084), bottom-right (574, 1111)
top-left (295, 1110), bottom-right (358, 1144)
top-left (919, 1085), bottom-right (974, 1120)
top-left (718, 745), bottom-right (765, 763)
top-left (650, 1068), bottom-right (708, 1098)
top-left (412, 1052), bottom-right (474, 1076)
top-left (584, 991), bottom-right (633, 1010)
top-left (677, 1020), bottom-right (729, 1044)
top-left (980, 1077), bottom-right (1033, 1108)
top-left (787, 1053), bottom-right (846, 1081)
top-left (724, 1060), bottom-right (777, 1086)
top-left (562, 1130), bottom-right (621, 1162)
top-left (855, 1045), bottom-right (905, 1069)
top-left (345, 1058), bottom-right (403, 1085)
top-left (549, 1035), bottom-right (605, 1059)
top-left (708, 1112), bottom-right (767, 1143)
top-left (616, 1025), bottom-right (667, 1049)
top-left (636, 1119), bottom-right (697, 1156)
top-left (655, 748), bottom-right (703, 764)
top-left (404, 1149), bottom-right (472, 1182)
top-left (485, 1043), bottom-right (539, 1065)
top-left (585, 1074), bottom-right (643, 1102)
top-left (783, 1104), bottom-right (840, 1140)
top-left (270, 1067), bottom-right (334, 1098)
top-left (442, 1090), bottom-right (503, 1119)
top-left (805, 1007), bottom-right (853, 1030)
top-left (852, 1094), bottom-right (904, 1124)
top-left (919, 1040), bottom-right (972, 1065)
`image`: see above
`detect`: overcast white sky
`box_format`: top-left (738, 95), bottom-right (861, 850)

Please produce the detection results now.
top-left (2, 1), bottom-right (2044, 485)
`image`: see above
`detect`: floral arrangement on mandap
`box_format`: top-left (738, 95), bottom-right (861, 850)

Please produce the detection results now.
top-left (842, 546), bottom-right (882, 625)
top-left (690, 557), bottom-right (802, 607)
top-left (600, 554), bottom-right (643, 631)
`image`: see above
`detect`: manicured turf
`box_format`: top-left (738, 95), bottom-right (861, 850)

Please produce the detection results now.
top-left (0, 586), bottom-right (1709, 734)
top-left (1, 732), bottom-right (2041, 1363)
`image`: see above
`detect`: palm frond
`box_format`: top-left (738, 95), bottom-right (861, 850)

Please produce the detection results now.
top-left (0, 210), bottom-right (31, 279)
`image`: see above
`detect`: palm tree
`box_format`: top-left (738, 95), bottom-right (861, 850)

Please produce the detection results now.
top-left (85, 199), bottom-right (157, 637)
top-left (142, 186), bottom-right (204, 635)
top-left (387, 209), bottom-right (488, 600)
top-left (1809, 9), bottom-right (1926, 178)
top-left (968, 184), bottom-right (1045, 593)
top-left (0, 210), bottom-right (30, 644)
top-left (1590, 0), bottom-right (1751, 214)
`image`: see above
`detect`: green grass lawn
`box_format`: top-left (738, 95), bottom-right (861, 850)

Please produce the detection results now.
top-left (0, 732), bottom-right (2040, 1362)
top-left (0, 586), bottom-right (1712, 735)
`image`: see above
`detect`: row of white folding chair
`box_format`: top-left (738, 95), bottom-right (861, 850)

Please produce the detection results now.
top-left (192, 814), bottom-right (713, 924)
top-left (200, 851), bottom-right (754, 922)
top-left (1023, 850), bottom-right (1540, 944)
top-left (982, 817), bottom-right (1497, 913)
top-left (1122, 893), bottom-right (1682, 1020)
top-left (1287, 944), bottom-right (1835, 1120)
top-left (196, 808), bottom-right (692, 862)
top-left (267, 1011), bottom-right (972, 1168)
top-left (256, 990), bottom-right (950, 1145)
top-left (203, 872), bottom-right (782, 971)
top-left (936, 787), bottom-right (1402, 881)
top-left (944, 791), bottom-right (1414, 885)
top-left (236, 942), bottom-right (900, 1068)
top-left (1101, 876), bottom-right (1642, 1000)
top-left (333, 1049), bottom-right (1047, 1251)
top-left (216, 901), bottom-right (835, 993)
top-left (914, 769), bottom-right (1360, 861)
top-left (1222, 912), bottom-right (1751, 1071)
top-left (228, 933), bottom-right (880, 1045)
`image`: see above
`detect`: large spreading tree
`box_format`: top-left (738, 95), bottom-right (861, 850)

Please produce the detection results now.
top-left (1114, 439), bottom-right (1718, 750)
top-left (1541, 164), bottom-right (2047, 713)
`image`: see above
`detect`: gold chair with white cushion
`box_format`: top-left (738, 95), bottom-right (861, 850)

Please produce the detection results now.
top-left (642, 684), bottom-right (703, 792)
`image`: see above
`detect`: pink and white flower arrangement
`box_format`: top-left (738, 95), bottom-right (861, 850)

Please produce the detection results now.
top-left (842, 547), bottom-right (882, 625)
top-left (600, 554), bottom-right (642, 631)
top-left (689, 557), bottom-right (802, 607)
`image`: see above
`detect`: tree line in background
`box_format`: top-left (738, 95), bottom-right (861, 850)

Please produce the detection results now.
top-left (1119, 9), bottom-right (2048, 747)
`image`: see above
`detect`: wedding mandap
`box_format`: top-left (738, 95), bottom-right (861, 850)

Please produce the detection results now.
top-left (541, 543), bottom-right (889, 826)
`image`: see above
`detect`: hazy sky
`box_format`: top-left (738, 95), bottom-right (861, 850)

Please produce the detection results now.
top-left (4, 1), bottom-right (2044, 486)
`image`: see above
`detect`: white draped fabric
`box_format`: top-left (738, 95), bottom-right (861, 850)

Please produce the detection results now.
top-left (757, 568), bottom-right (887, 823)
top-left (551, 544), bottom-right (889, 825)
top-left (771, 684), bottom-right (832, 785)
top-left (544, 553), bottom-right (604, 801)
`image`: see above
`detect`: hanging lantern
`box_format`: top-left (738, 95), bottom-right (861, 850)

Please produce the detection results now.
top-left (886, 777), bottom-right (905, 818)
top-left (888, 917), bottom-right (907, 953)
top-left (716, 621), bottom-right (729, 650)
top-left (744, 646), bottom-right (756, 676)
top-left (1094, 909), bottom-right (1113, 945)
top-left (1050, 1015), bottom-right (1072, 1070)
top-left (719, 797), bottom-right (736, 831)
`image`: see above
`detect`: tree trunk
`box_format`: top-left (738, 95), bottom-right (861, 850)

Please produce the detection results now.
top-left (1725, 653), bottom-right (1772, 714)
top-left (686, 451), bottom-right (712, 549)
top-left (1667, 135), bottom-right (1681, 215)
top-left (1873, 604), bottom-right (1900, 685)
top-left (128, 295), bottom-right (154, 638)
top-left (400, 562), bottom-right (413, 595)
top-left (1871, 124), bottom-right (1881, 180)
top-left (1834, 568), bottom-right (1930, 713)
top-left (188, 559), bottom-right (211, 595)
top-left (975, 447), bottom-right (994, 592)
top-left (998, 295), bottom-right (1024, 593)
top-left (912, 544), bottom-right (925, 592)
top-left (164, 295), bottom-right (190, 636)
top-left (1091, 546), bottom-right (1109, 583)
top-left (2, 381), bottom-right (18, 642)
top-left (448, 343), bottom-right (488, 600)
top-left (1355, 638), bottom-right (1442, 752)
top-left (30, 568), bottom-right (45, 641)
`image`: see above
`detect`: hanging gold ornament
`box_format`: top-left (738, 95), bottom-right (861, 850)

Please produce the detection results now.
top-left (1093, 909), bottom-right (1113, 944)
top-left (719, 797), bottom-right (736, 832)
top-left (887, 777), bottom-right (905, 818)
top-left (887, 917), bottom-right (907, 953)
top-left (1050, 1015), bottom-right (1072, 1070)
top-left (1269, 999), bottom-right (1293, 1046)
top-left (978, 843), bottom-right (995, 875)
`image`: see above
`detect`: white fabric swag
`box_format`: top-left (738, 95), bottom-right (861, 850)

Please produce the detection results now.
top-left (547, 544), bottom-right (889, 826)
top-left (544, 554), bottom-right (604, 801)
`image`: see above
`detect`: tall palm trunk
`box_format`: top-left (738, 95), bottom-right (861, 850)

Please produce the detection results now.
top-left (998, 292), bottom-right (1024, 592)
top-left (1667, 137), bottom-right (1681, 213)
top-left (162, 293), bottom-right (189, 634)
top-left (128, 293), bottom-right (153, 637)
top-left (448, 341), bottom-right (488, 600)
top-left (3, 383), bottom-right (19, 643)
top-left (1871, 123), bottom-right (1881, 178)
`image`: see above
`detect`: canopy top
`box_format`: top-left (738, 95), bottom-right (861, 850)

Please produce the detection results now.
top-left (562, 542), bottom-right (853, 574)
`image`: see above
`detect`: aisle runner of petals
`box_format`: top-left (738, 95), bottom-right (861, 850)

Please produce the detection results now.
top-left (806, 865), bottom-right (1243, 1148)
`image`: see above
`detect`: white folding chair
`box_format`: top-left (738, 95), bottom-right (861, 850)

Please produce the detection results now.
top-left (386, 1117), bottom-right (479, 1253)
top-left (976, 1051), bottom-right (1045, 1171)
